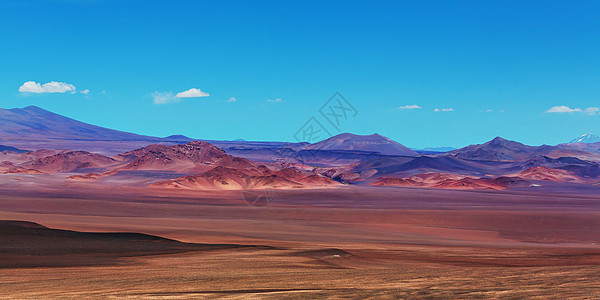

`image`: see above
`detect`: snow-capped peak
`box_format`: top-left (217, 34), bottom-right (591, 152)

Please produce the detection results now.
top-left (569, 133), bottom-right (600, 144)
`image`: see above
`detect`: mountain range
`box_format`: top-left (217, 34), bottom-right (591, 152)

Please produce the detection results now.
top-left (1, 105), bottom-right (600, 191)
top-left (1, 105), bottom-right (598, 154)
top-left (443, 137), bottom-right (600, 162)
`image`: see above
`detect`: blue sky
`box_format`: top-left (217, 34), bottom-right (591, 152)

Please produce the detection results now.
top-left (1, 0), bottom-right (599, 148)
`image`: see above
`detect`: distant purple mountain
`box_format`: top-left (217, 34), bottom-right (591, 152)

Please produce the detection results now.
top-left (413, 146), bottom-right (455, 154)
top-left (444, 137), bottom-right (600, 161)
top-left (418, 147), bottom-right (455, 152)
top-left (444, 137), bottom-right (534, 161)
top-left (0, 144), bottom-right (25, 153)
top-left (0, 106), bottom-right (157, 142)
top-left (304, 133), bottom-right (419, 156)
top-left (164, 135), bottom-right (195, 142)
top-left (0, 106), bottom-right (308, 154)
top-left (0, 106), bottom-right (205, 154)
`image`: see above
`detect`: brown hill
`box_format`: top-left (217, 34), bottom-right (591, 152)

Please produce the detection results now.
top-left (116, 141), bottom-right (255, 173)
top-left (371, 177), bottom-right (421, 187)
top-left (372, 172), bottom-right (530, 190)
top-left (514, 166), bottom-right (585, 183)
top-left (371, 173), bottom-right (468, 187)
top-left (0, 161), bottom-right (43, 174)
top-left (152, 166), bottom-right (338, 190)
top-left (66, 173), bottom-right (103, 180)
top-left (432, 176), bottom-right (529, 190)
top-left (21, 150), bottom-right (116, 173)
top-left (0, 149), bottom-right (61, 166)
top-left (405, 172), bottom-right (469, 184)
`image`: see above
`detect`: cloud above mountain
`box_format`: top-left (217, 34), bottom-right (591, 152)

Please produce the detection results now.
top-left (153, 88), bottom-right (210, 104)
top-left (19, 81), bottom-right (77, 94)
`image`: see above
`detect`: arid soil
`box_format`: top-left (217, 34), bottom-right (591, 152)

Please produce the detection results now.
top-left (0, 184), bottom-right (599, 298)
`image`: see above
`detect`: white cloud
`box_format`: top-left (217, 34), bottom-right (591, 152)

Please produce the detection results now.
top-left (152, 91), bottom-right (179, 104)
top-left (267, 98), bottom-right (285, 103)
top-left (227, 97), bottom-right (236, 102)
top-left (80, 89), bottom-right (90, 95)
top-left (397, 105), bottom-right (421, 110)
top-left (153, 88), bottom-right (210, 104)
top-left (584, 107), bottom-right (600, 115)
top-left (545, 105), bottom-right (600, 115)
top-left (434, 108), bottom-right (454, 112)
top-left (546, 106), bottom-right (583, 113)
top-left (175, 88), bottom-right (209, 98)
top-left (19, 81), bottom-right (76, 94)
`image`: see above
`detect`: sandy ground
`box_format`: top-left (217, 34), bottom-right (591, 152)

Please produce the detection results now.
top-left (0, 182), bottom-right (600, 298)
top-left (2, 249), bottom-right (600, 299)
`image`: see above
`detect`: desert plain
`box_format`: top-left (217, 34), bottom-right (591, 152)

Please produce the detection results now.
top-left (1, 177), bottom-right (599, 299)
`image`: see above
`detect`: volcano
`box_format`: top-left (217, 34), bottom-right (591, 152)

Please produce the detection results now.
top-left (304, 133), bottom-right (418, 156)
